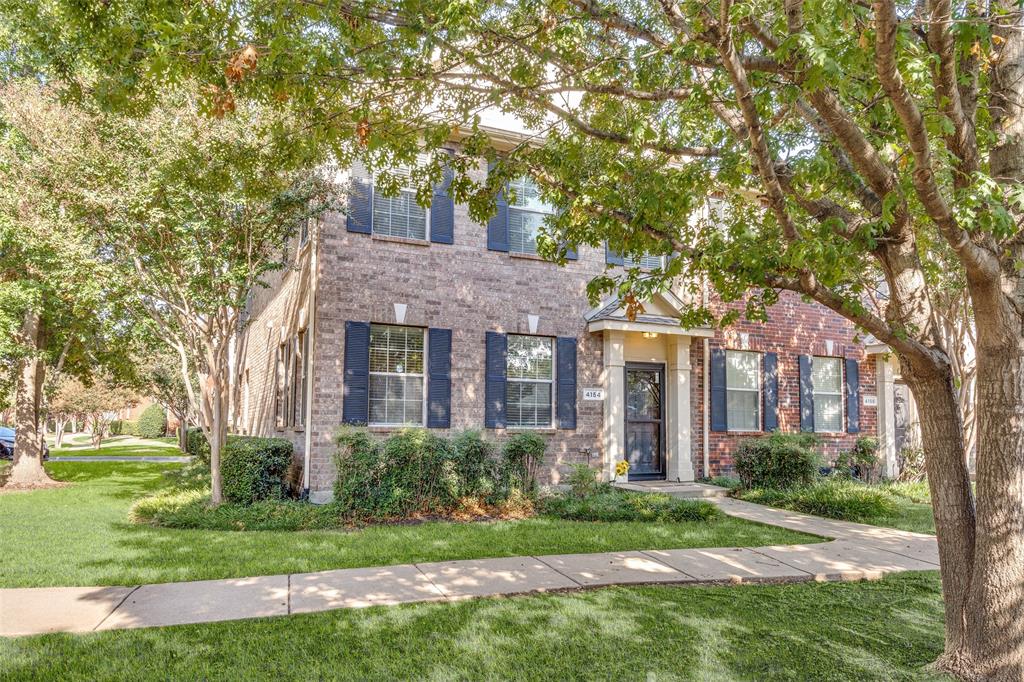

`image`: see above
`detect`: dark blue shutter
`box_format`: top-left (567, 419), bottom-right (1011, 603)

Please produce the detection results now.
top-left (605, 243), bottom-right (624, 266)
top-left (763, 352), bottom-right (779, 432)
top-left (845, 358), bottom-right (860, 433)
top-left (486, 162), bottom-right (509, 252)
top-left (484, 332), bottom-right (507, 428)
top-left (799, 355), bottom-right (815, 432)
top-left (427, 328), bottom-right (452, 428)
top-left (710, 349), bottom-right (727, 431)
top-left (430, 157), bottom-right (454, 245)
top-left (556, 337), bottom-right (577, 429)
top-left (564, 244), bottom-right (578, 261)
top-left (347, 177), bottom-right (372, 234)
top-left (342, 322), bottom-right (371, 424)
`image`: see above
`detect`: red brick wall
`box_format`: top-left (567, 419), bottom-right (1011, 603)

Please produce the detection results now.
top-left (691, 291), bottom-right (878, 478)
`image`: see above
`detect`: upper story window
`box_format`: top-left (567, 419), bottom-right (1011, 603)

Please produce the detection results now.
top-left (812, 356), bottom-right (843, 432)
top-left (508, 176), bottom-right (554, 255)
top-left (506, 334), bottom-right (553, 427)
top-left (623, 253), bottom-right (664, 270)
top-left (372, 162), bottom-right (428, 240)
top-left (726, 350), bottom-right (761, 432)
top-left (369, 324), bottom-right (425, 426)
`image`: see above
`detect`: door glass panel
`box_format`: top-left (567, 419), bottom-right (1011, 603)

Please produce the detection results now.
top-left (627, 370), bottom-right (661, 420)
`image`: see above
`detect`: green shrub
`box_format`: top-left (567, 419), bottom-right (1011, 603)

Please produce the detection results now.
top-left (835, 437), bottom-right (880, 482)
top-left (451, 430), bottom-right (498, 499)
top-left (882, 480), bottom-right (931, 504)
top-left (737, 480), bottom-right (899, 522)
top-left (702, 475), bottom-right (742, 490)
top-left (119, 419), bottom-right (139, 437)
top-left (542, 490), bottom-right (719, 523)
top-left (137, 404), bottom-right (168, 439)
top-left (565, 463), bottom-right (602, 498)
top-left (332, 427), bottom-right (460, 519)
top-left (221, 436), bottom-right (294, 505)
top-left (186, 428), bottom-right (211, 464)
top-left (501, 432), bottom-right (546, 497)
top-left (734, 432), bottom-right (819, 490)
top-left (897, 447), bottom-right (927, 482)
top-left (109, 420), bottom-right (124, 436)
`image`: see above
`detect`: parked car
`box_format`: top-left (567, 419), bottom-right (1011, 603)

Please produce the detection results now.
top-left (0, 427), bottom-right (49, 460)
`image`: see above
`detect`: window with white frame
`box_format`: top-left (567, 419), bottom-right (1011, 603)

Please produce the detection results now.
top-left (623, 253), bottom-right (664, 269)
top-left (508, 176), bottom-right (554, 255)
top-left (372, 162), bottom-right (428, 240)
top-left (368, 324), bottom-right (425, 426)
top-left (812, 356), bottom-right (843, 432)
top-left (726, 350), bottom-right (761, 431)
top-left (506, 335), bottom-right (553, 427)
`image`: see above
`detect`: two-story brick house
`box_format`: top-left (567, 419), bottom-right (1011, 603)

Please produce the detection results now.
top-left (239, 134), bottom-right (900, 503)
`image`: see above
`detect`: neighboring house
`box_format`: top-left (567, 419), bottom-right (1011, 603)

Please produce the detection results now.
top-left (239, 136), bottom-right (900, 503)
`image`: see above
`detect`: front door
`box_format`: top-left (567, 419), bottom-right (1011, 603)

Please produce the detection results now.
top-left (625, 363), bottom-right (665, 480)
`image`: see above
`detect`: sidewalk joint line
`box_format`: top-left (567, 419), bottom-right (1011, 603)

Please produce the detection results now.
top-left (532, 556), bottom-right (584, 588)
top-left (413, 564), bottom-right (449, 601)
top-left (93, 585), bottom-right (140, 632)
top-left (747, 548), bottom-right (816, 579)
top-left (287, 575), bottom-right (292, 614)
top-left (637, 551), bottom-right (698, 580)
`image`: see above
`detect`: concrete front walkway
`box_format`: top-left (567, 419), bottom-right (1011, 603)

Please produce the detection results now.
top-left (0, 497), bottom-right (939, 637)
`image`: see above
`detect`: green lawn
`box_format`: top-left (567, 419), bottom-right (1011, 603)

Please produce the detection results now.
top-left (0, 461), bottom-right (818, 588)
top-left (49, 437), bottom-right (181, 458)
top-left (0, 572), bottom-right (948, 681)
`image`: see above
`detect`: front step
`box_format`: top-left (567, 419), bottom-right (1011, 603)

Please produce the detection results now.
top-left (612, 481), bottom-right (730, 499)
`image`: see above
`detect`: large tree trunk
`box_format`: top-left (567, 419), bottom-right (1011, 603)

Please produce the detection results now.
top-left (900, 358), bottom-right (976, 662)
top-left (6, 309), bottom-right (52, 487)
top-left (177, 417), bottom-right (187, 453)
top-left (54, 417), bottom-right (67, 449)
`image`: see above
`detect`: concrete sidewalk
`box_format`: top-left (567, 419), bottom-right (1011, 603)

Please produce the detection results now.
top-left (0, 497), bottom-right (939, 637)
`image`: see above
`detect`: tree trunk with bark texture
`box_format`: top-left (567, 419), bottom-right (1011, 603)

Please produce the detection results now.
top-left (7, 310), bottom-right (52, 487)
top-left (177, 419), bottom-right (187, 453)
top-left (900, 359), bottom-right (976, 661)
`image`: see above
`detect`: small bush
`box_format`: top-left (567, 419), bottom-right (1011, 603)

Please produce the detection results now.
top-left (701, 476), bottom-right (742, 490)
top-left (131, 488), bottom-right (340, 531)
top-left (542, 490), bottom-right (719, 523)
top-left (565, 463), bottom-right (602, 498)
top-left (451, 430), bottom-right (498, 499)
top-left (186, 428), bottom-right (211, 464)
top-left (737, 480), bottom-right (899, 522)
top-left (501, 432), bottom-right (546, 497)
top-left (118, 419), bottom-right (139, 437)
top-left (137, 404), bottom-right (168, 439)
top-left (734, 432), bottom-right (819, 490)
top-left (897, 447), bottom-right (927, 482)
top-left (835, 437), bottom-right (880, 483)
top-left (109, 420), bottom-right (124, 436)
top-left (221, 436), bottom-right (294, 505)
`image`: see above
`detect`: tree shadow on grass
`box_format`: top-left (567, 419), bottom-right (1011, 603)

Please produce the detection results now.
top-left (0, 574), bottom-right (947, 681)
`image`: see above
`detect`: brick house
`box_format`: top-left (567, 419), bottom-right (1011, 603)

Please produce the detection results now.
top-left (238, 135), bottom-right (901, 503)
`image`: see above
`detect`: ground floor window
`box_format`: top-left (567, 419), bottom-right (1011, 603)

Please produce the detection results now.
top-left (812, 356), bottom-right (843, 432)
top-left (506, 334), bottom-right (553, 427)
top-left (369, 324), bottom-right (425, 426)
top-left (726, 350), bottom-right (761, 431)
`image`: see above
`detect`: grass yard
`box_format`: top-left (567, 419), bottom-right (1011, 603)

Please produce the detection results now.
top-left (0, 572), bottom-right (948, 681)
top-left (0, 461), bottom-right (818, 588)
top-left (49, 436), bottom-right (182, 458)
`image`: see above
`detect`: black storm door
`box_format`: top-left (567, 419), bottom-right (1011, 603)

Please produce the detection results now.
top-left (625, 363), bottom-right (666, 480)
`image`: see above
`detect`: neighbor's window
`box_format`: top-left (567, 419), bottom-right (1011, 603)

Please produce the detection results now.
top-left (813, 356), bottom-right (843, 432)
top-left (275, 342), bottom-right (289, 429)
top-left (623, 253), bottom-right (664, 270)
top-left (726, 350), bottom-right (760, 432)
top-left (506, 335), bottom-right (553, 427)
top-left (368, 324), bottom-right (425, 426)
top-left (508, 176), bottom-right (554, 255)
top-left (372, 163), bottom-right (428, 240)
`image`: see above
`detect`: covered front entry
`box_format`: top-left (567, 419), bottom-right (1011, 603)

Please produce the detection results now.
top-left (625, 363), bottom-right (665, 479)
top-left (585, 290), bottom-right (713, 483)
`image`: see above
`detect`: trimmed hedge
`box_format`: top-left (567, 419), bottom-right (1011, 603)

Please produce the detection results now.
top-left (137, 404), bottom-right (168, 439)
top-left (221, 436), bottom-right (294, 505)
top-left (734, 433), bottom-right (819, 490)
top-left (186, 428), bottom-right (211, 464)
top-left (542, 490), bottom-right (719, 523)
top-left (332, 428), bottom-right (545, 520)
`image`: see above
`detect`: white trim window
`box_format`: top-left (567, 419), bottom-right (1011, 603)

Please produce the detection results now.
top-left (372, 160), bottom-right (429, 240)
top-left (623, 253), bottom-right (664, 270)
top-left (508, 176), bottom-right (554, 255)
top-left (506, 335), bottom-right (554, 427)
top-left (812, 356), bottom-right (843, 433)
top-left (726, 350), bottom-right (761, 432)
top-left (368, 324), bottom-right (425, 426)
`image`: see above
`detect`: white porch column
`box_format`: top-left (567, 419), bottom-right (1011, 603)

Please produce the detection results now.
top-left (602, 330), bottom-right (625, 481)
top-left (876, 355), bottom-right (898, 478)
top-left (667, 336), bottom-right (696, 482)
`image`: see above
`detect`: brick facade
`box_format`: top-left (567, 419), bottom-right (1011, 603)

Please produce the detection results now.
top-left (240, 156), bottom-right (882, 500)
